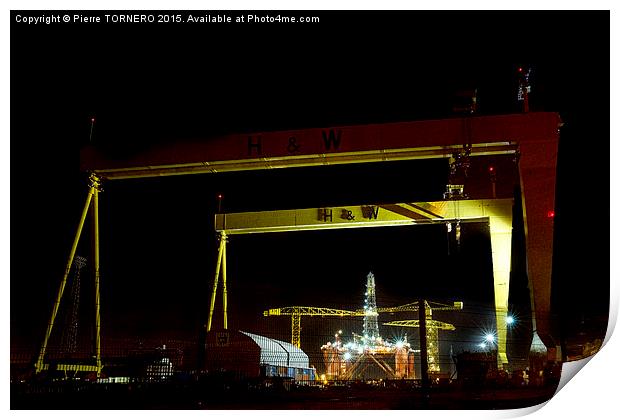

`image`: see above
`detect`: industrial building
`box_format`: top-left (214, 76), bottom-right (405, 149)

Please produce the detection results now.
top-left (204, 330), bottom-right (316, 383)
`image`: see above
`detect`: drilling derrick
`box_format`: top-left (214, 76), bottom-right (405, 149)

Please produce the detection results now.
top-left (362, 272), bottom-right (380, 344)
top-left (319, 272), bottom-right (415, 381)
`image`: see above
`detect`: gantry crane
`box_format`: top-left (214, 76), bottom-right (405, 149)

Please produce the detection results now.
top-left (67, 112), bottom-right (559, 376)
top-left (263, 300), bottom-right (463, 351)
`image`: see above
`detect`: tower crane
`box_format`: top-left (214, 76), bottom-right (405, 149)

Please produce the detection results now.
top-left (263, 307), bottom-right (364, 348)
top-left (382, 300), bottom-right (462, 373)
top-left (263, 299), bottom-right (463, 352)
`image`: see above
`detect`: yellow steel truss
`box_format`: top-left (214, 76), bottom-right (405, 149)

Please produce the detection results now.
top-left (377, 300), bottom-right (463, 314)
top-left (35, 173), bottom-right (103, 376)
top-left (207, 232), bottom-right (228, 332)
top-left (264, 307), bottom-right (364, 317)
top-left (264, 306), bottom-right (365, 348)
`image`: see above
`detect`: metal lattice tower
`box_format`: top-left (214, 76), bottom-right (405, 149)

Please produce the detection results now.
top-left (362, 272), bottom-right (380, 343)
top-left (60, 256), bottom-right (87, 355)
top-left (384, 301), bottom-right (461, 373)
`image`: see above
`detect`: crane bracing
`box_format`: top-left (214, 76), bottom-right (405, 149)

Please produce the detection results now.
top-left (384, 320), bottom-right (456, 330)
top-left (263, 307), bottom-right (364, 348)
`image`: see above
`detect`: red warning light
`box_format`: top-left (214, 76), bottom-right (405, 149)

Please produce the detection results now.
top-left (90, 117), bottom-right (96, 123)
top-left (489, 166), bottom-right (495, 172)
top-left (547, 210), bottom-right (555, 218)
top-left (217, 194), bottom-right (223, 199)
top-left (518, 67), bottom-right (523, 73)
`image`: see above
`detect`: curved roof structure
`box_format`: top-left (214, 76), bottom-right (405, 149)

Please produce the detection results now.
top-left (240, 331), bottom-right (309, 369)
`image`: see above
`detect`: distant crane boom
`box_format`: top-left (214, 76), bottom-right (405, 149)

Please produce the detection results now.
top-left (263, 307), bottom-right (363, 317)
top-left (263, 306), bottom-right (364, 348)
top-left (383, 319), bottom-right (456, 330)
top-left (376, 300), bottom-right (463, 314)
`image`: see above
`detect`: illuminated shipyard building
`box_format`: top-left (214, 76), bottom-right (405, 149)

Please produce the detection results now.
top-left (321, 272), bottom-right (416, 380)
top-left (205, 330), bottom-right (316, 383)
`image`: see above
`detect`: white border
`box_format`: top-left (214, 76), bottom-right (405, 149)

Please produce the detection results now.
top-left (4, 2), bottom-right (617, 419)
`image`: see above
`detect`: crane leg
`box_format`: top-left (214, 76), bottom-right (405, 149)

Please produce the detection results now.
top-left (93, 185), bottom-right (102, 376)
top-left (291, 313), bottom-right (301, 348)
top-left (490, 213), bottom-right (513, 369)
top-left (221, 233), bottom-right (228, 330)
top-left (427, 326), bottom-right (440, 373)
top-left (207, 233), bottom-right (226, 332)
top-left (35, 174), bottom-right (100, 374)
top-left (418, 300), bottom-right (429, 389)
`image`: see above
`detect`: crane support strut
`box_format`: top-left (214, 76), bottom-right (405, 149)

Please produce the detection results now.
top-left (207, 232), bottom-right (228, 332)
top-left (35, 173), bottom-right (103, 376)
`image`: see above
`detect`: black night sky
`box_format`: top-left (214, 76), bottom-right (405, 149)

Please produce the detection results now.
top-left (10, 11), bottom-right (609, 369)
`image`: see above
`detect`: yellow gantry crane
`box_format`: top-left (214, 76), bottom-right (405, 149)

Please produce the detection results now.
top-left (263, 300), bottom-right (463, 354)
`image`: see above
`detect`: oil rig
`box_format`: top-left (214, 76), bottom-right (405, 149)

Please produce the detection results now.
top-left (320, 272), bottom-right (455, 381)
top-left (264, 272), bottom-right (461, 381)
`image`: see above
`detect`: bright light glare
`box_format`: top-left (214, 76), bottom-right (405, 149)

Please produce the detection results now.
top-left (506, 315), bottom-right (515, 325)
top-left (485, 334), bottom-right (495, 343)
top-left (343, 352), bottom-right (352, 361)
top-left (478, 342), bottom-right (487, 349)
top-left (395, 341), bottom-right (404, 349)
